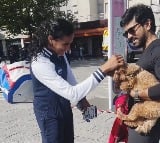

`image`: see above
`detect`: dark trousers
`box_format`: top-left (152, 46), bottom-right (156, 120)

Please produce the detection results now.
top-left (34, 109), bottom-right (74, 143)
top-left (128, 119), bottom-right (160, 143)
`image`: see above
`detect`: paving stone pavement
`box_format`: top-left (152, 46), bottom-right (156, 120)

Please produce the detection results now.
top-left (0, 58), bottom-right (116, 143)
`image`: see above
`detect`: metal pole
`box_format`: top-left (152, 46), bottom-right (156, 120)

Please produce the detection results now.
top-left (108, 0), bottom-right (127, 110)
top-left (126, 0), bottom-right (129, 8)
top-left (108, 0), bottom-right (113, 110)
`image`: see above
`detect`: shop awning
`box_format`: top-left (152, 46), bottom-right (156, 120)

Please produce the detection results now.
top-left (75, 27), bottom-right (107, 37)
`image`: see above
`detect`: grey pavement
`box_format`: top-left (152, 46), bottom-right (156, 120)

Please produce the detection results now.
top-left (0, 58), bottom-right (115, 143)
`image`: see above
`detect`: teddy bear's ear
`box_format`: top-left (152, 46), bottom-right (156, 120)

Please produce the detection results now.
top-left (119, 74), bottom-right (126, 81)
top-left (113, 69), bottom-right (121, 82)
top-left (113, 70), bottom-right (120, 81)
top-left (119, 81), bottom-right (130, 91)
top-left (126, 63), bottom-right (140, 75)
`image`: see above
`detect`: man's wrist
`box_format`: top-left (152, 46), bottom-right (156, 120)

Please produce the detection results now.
top-left (99, 64), bottom-right (110, 76)
top-left (98, 68), bottom-right (107, 77)
top-left (93, 68), bottom-right (107, 83)
top-left (134, 90), bottom-right (141, 102)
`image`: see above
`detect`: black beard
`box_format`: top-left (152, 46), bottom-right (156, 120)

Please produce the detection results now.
top-left (128, 34), bottom-right (147, 49)
top-left (138, 34), bottom-right (147, 48)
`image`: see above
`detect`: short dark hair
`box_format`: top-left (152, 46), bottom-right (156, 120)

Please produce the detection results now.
top-left (31, 18), bottom-right (74, 59)
top-left (120, 4), bottom-right (156, 32)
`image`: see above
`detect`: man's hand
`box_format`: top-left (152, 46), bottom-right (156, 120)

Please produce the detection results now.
top-left (77, 98), bottom-right (97, 122)
top-left (76, 97), bottom-right (90, 112)
top-left (82, 105), bottom-right (97, 122)
top-left (100, 55), bottom-right (125, 76)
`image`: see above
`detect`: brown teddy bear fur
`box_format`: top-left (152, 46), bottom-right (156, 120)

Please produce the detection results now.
top-left (113, 63), bottom-right (160, 134)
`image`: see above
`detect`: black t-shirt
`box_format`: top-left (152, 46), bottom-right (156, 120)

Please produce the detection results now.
top-left (136, 39), bottom-right (160, 100)
top-left (128, 39), bottom-right (160, 142)
top-left (128, 39), bottom-right (160, 110)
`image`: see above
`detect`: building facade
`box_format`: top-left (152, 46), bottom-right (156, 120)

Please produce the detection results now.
top-left (61, 0), bottom-right (106, 58)
top-left (128, 0), bottom-right (160, 32)
top-left (61, 0), bottom-right (104, 22)
top-left (103, 0), bottom-right (160, 31)
top-left (0, 31), bottom-right (30, 63)
top-left (1, 0), bottom-right (160, 60)
top-left (61, 0), bottom-right (160, 59)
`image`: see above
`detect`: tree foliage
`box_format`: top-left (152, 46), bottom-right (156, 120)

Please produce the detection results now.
top-left (0, 0), bottom-right (75, 36)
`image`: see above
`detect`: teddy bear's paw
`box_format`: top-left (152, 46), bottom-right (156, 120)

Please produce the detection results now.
top-left (119, 74), bottom-right (126, 81)
top-left (120, 82), bottom-right (129, 91)
top-left (135, 125), bottom-right (149, 134)
top-left (124, 121), bottom-right (138, 127)
top-left (135, 119), bottom-right (157, 134)
top-left (113, 71), bottom-right (119, 81)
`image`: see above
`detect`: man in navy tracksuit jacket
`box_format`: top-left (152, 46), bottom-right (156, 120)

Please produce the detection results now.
top-left (30, 19), bottom-right (124, 143)
top-left (31, 48), bottom-right (74, 143)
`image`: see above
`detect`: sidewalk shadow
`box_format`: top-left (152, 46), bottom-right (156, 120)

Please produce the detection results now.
top-left (88, 97), bottom-right (109, 111)
top-left (71, 58), bottom-right (105, 69)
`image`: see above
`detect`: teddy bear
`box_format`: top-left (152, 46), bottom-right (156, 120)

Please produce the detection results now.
top-left (113, 63), bottom-right (160, 134)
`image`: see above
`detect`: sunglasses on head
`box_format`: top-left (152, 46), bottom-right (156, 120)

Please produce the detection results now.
top-left (123, 23), bottom-right (140, 38)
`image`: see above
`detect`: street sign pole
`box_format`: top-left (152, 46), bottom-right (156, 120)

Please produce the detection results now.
top-left (108, 0), bottom-right (127, 110)
top-left (108, 0), bottom-right (113, 111)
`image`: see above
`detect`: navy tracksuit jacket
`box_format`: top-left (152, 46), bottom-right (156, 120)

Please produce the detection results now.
top-left (31, 49), bottom-right (74, 143)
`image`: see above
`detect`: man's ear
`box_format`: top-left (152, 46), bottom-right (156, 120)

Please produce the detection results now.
top-left (48, 35), bottom-right (53, 41)
top-left (48, 35), bottom-right (53, 45)
top-left (145, 19), bottom-right (152, 30)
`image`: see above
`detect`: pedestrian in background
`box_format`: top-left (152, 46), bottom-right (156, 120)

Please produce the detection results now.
top-left (8, 45), bottom-right (19, 63)
top-left (120, 4), bottom-right (160, 143)
top-left (30, 18), bottom-right (124, 143)
top-left (79, 45), bottom-right (84, 60)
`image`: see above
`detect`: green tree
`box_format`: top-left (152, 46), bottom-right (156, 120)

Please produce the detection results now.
top-left (0, 0), bottom-right (75, 37)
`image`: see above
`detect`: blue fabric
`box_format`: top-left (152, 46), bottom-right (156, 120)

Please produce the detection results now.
top-left (31, 50), bottom-right (74, 143)
top-left (0, 68), bottom-right (10, 100)
top-left (0, 67), bottom-right (32, 103)
top-left (8, 74), bottom-right (31, 103)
